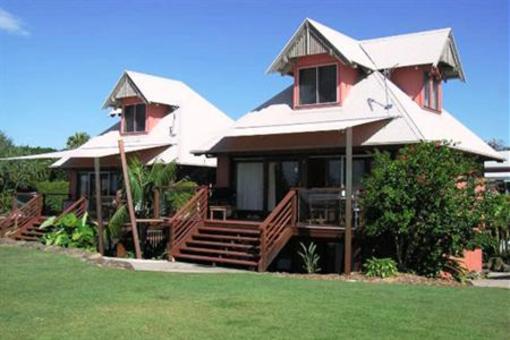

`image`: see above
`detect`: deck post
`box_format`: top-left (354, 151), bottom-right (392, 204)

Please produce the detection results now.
top-left (118, 139), bottom-right (142, 259)
top-left (94, 157), bottom-right (105, 255)
top-left (344, 127), bottom-right (353, 275)
top-left (153, 189), bottom-right (160, 219)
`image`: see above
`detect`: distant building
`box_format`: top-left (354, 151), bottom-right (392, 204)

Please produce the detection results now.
top-left (485, 150), bottom-right (510, 193)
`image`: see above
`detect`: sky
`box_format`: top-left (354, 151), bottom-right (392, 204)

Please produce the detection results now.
top-left (0, 0), bottom-right (508, 149)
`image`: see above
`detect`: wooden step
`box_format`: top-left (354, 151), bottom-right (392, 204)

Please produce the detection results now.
top-left (198, 226), bottom-right (260, 235)
top-left (21, 232), bottom-right (43, 238)
top-left (15, 235), bottom-right (40, 241)
top-left (186, 240), bottom-right (259, 250)
top-left (180, 246), bottom-right (259, 258)
top-left (193, 233), bottom-right (260, 243)
top-left (174, 253), bottom-right (258, 267)
top-left (204, 219), bottom-right (261, 230)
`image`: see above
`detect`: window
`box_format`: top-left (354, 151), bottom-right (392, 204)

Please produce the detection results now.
top-left (123, 104), bottom-right (146, 133)
top-left (424, 72), bottom-right (440, 111)
top-left (236, 162), bottom-right (264, 211)
top-left (299, 65), bottom-right (337, 105)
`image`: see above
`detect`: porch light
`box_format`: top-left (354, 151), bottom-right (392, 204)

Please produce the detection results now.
top-left (108, 108), bottom-right (122, 117)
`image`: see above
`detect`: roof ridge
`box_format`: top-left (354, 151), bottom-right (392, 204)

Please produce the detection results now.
top-left (361, 27), bottom-right (451, 44)
top-left (126, 69), bottom-right (185, 85)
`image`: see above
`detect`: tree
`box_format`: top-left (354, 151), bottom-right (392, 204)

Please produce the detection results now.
top-left (66, 132), bottom-right (90, 149)
top-left (0, 131), bottom-right (66, 214)
top-left (360, 142), bottom-right (486, 277)
top-left (486, 138), bottom-right (507, 151)
top-left (108, 157), bottom-right (197, 256)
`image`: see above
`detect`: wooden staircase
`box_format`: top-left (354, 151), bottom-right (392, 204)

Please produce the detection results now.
top-left (1, 195), bottom-right (88, 242)
top-left (0, 194), bottom-right (43, 240)
top-left (167, 188), bottom-right (297, 271)
top-left (174, 220), bottom-right (261, 270)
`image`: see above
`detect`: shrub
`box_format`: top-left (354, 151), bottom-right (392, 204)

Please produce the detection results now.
top-left (298, 242), bottom-right (321, 273)
top-left (363, 257), bottom-right (398, 278)
top-left (40, 213), bottom-right (96, 250)
top-left (36, 180), bottom-right (69, 214)
top-left (164, 180), bottom-right (198, 213)
top-left (361, 142), bottom-right (486, 277)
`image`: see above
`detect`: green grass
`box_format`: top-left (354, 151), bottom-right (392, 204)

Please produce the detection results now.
top-left (0, 246), bottom-right (508, 339)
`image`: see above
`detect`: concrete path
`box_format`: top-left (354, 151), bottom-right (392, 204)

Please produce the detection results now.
top-left (104, 257), bottom-right (247, 274)
top-left (471, 273), bottom-right (510, 289)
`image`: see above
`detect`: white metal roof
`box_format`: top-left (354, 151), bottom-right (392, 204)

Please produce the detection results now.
top-left (485, 151), bottom-right (510, 169)
top-left (1, 141), bottom-right (170, 161)
top-left (201, 70), bottom-right (502, 160)
top-left (360, 28), bottom-right (465, 80)
top-left (268, 18), bottom-right (464, 80)
top-left (2, 71), bottom-right (233, 168)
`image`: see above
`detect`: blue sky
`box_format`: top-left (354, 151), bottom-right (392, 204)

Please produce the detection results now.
top-left (0, 0), bottom-right (508, 149)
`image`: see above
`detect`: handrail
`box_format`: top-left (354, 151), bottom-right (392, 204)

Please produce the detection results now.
top-left (167, 186), bottom-right (208, 258)
top-left (258, 189), bottom-right (297, 271)
top-left (0, 194), bottom-right (43, 237)
top-left (56, 196), bottom-right (88, 220)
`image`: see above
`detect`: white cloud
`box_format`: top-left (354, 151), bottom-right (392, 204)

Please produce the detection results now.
top-left (0, 8), bottom-right (30, 36)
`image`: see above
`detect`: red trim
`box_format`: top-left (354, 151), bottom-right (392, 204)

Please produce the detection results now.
top-left (293, 55), bottom-right (342, 109)
top-left (119, 97), bottom-right (149, 135)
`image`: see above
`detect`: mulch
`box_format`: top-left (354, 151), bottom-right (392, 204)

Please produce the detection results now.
top-left (272, 271), bottom-right (464, 287)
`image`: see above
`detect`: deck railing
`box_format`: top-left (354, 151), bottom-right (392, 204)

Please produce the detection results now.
top-left (167, 186), bottom-right (208, 257)
top-left (296, 188), bottom-right (361, 229)
top-left (258, 189), bottom-right (297, 271)
top-left (0, 194), bottom-right (43, 237)
top-left (57, 196), bottom-right (88, 220)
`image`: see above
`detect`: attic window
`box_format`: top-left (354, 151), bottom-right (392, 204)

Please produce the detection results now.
top-left (124, 104), bottom-right (146, 133)
top-left (298, 65), bottom-right (337, 105)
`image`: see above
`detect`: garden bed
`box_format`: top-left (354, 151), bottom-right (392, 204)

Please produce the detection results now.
top-left (272, 272), bottom-right (463, 287)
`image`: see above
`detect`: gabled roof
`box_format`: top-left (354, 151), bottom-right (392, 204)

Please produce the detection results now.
top-left (56, 71), bottom-right (234, 168)
top-left (103, 70), bottom-right (190, 108)
top-left (360, 28), bottom-right (465, 80)
top-left (267, 18), bottom-right (373, 74)
top-left (268, 18), bottom-right (465, 80)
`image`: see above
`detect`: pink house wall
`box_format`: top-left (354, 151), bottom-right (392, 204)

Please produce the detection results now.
top-left (460, 249), bottom-right (483, 272)
top-left (292, 53), bottom-right (359, 109)
top-left (119, 96), bottom-right (170, 134)
top-left (391, 65), bottom-right (443, 113)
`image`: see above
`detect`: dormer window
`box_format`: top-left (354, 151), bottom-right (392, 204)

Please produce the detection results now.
top-left (423, 72), bottom-right (440, 111)
top-left (298, 65), bottom-right (337, 105)
top-left (124, 104), bottom-right (146, 133)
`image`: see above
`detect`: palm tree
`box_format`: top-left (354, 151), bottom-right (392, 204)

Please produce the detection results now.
top-left (108, 157), bottom-right (196, 242)
top-left (66, 132), bottom-right (90, 149)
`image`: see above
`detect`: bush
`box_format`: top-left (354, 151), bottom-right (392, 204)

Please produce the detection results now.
top-left (40, 213), bottom-right (96, 250)
top-left (361, 142), bottom-right (485, 277)
top-left (36, 180), bottom-right (69, 214)
top-left (363, 257), bottom-right (398, 278)
top-left (164, 180), bottom-right (198, 213)
top-left (298, 242), bottom-right (321, 273)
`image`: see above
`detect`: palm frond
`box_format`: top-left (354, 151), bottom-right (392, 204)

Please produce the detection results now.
top-left (108, 204), bottom-right (128, 239)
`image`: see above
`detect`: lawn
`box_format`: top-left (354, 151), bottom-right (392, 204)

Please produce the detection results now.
top-left (0, 245), bottom-right (508, 339)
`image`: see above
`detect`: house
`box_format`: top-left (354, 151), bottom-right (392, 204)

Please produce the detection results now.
top-left (0, 70), bottom-right (233, 239)
top-left (485, 150), bottom-right (510, 194)
top-left (58, 70), bottom-right (233, 206)
top-left (165, 18), bottom-right (502, 273)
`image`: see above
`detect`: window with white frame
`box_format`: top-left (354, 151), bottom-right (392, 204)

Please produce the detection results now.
top-left (298, 65), bottom-right (337, 105)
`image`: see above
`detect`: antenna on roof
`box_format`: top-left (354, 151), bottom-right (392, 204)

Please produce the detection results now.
top-left (382, 63), bottom-right (399, 112)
